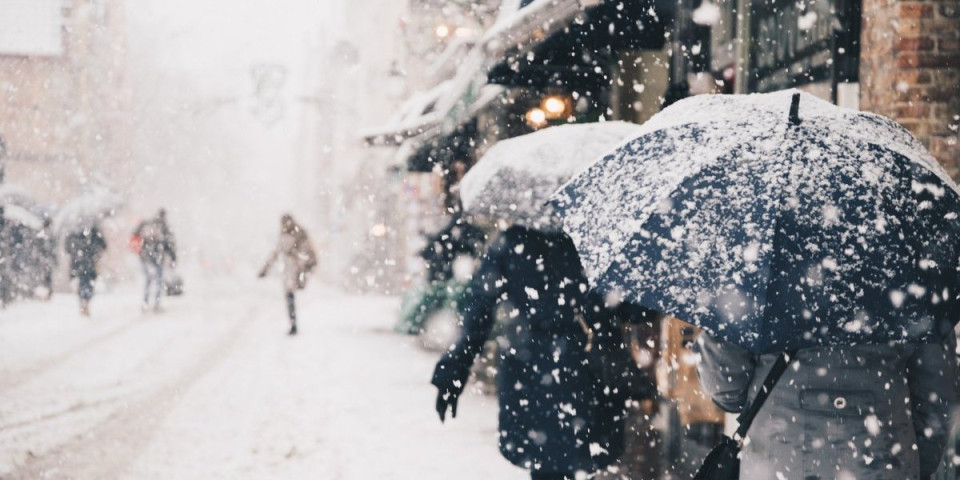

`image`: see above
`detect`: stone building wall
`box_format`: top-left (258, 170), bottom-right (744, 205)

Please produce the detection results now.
top-left (0, 0), bottom-right (130, 203)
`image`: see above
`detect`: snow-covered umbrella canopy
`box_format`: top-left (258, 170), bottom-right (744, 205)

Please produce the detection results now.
top-left (0, 184), bottom-right (32, 205)
top-left (2, 204), bottom-right (44, 230)
top-left (460, 121), bottom-right (643, 231)
top-left (0, 184), bottom-right (55, 222)
top-left (54, 189), bottom-right (124, 235)
top-left (551, 90), bottom-right (960, 353)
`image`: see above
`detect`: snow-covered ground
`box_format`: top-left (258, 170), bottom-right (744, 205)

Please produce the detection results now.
top-left (0, 280), bottom-right (528, 480)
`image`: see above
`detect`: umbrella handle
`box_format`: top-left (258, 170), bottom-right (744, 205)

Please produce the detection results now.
top-left (576, 314), bottom-right (595, 352)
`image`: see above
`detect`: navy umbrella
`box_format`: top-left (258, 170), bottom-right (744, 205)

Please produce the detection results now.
top-left (551, 90), bottom-right (960, 354)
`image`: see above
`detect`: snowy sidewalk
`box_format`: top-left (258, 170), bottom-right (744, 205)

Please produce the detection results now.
top-left (0, 281), bottom-right (528, 480)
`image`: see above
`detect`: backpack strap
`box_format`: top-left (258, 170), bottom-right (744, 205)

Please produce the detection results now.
top-left (733, 350), bottom-right (797, 443)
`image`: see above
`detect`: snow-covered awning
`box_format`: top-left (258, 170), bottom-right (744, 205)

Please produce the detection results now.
top-left (482, 0), bottom-right (595, 58)
top-left (362, 62), bottom-right (505, 148)
top-left (486, 0), bottom-right (673, 89)
top-left (427, 38), bottom-right (477, 84)
top-left (359, 82), bottom-right (453, 146)
top-left (362, 0), bottom-right (604, 148)
top-left (393, 85), bottom-right (506, 172)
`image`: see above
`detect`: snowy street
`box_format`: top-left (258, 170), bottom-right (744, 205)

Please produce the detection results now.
top-left (2, 0), bottom-right (959, 477)
top-left (0, 281), bottom-right (527, 480)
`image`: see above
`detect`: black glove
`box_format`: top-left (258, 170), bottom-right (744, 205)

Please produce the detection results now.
top-left (435, 388), bottom-right (459, 423)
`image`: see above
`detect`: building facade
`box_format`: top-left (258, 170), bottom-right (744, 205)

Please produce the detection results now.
top-left (860, 0), bottom-right (960, 178)
top-left (671, 0), bottom-right (958, 178)
top-left (0, 0), bottom-right (131, 202)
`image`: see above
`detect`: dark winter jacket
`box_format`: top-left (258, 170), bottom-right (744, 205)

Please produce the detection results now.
top-left (432, 226), bottom-right (631, 474)
top-left (695, 332), bottom-right (960, 480)
top-left (419, 214), bottom-right (485, 284)
top-left (134, 218), bottom-right (176, 265)
top-left (65, 226), bottom-right (107, 279)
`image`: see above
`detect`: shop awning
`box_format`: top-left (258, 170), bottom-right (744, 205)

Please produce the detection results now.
top-left (402, 120), bottom-right (479, 173)
top-left (487, 0), bottom-right (675, 89)
top-left (360, 82), bottom-right (453, 146)
top-left (481, 0), bottom-right (592, 58)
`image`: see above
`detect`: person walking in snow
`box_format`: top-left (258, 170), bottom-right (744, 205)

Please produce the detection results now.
top-left (694, 331), bottom-right (960, 480)
top-left (432, 225), bottom-right (656, 480)
top-left (33, 216), bottom-right (57, 300)
top-left (0, 207), bottom-right (9, 308)
top-left (64, 224), bottom-right (107, 316)
top-left (258, 214), bottom-right (317, 335)
top-left (132, 209), bottom-right (176, 312)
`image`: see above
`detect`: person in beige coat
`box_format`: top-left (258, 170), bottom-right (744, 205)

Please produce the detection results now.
top-left (695, 331), bottom-right (959, 480)
top-left (258, 214), bottom-right (317, 335)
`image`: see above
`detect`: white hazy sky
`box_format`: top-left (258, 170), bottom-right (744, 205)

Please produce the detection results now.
top-left (122, 0), bottom-right (350, 270)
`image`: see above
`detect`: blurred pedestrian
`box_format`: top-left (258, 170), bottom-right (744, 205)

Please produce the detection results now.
top-left (64, 224), bottom-right (107, 316)
top-left (0, 207), bottom-right (8, 308)
top-left (432, 226), bottom-right (656, 480)
top-left (33, 216), bottom-right (57, 300)
top-left (258, 214), bottom-right (317, 335)
top-left (132, 209), bottom-right (176, 312)
top-left (695, 332), bottom-right (960, 480)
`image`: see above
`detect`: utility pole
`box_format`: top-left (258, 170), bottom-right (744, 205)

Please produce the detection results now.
top-left (734, 0), bottom-right (750, 94)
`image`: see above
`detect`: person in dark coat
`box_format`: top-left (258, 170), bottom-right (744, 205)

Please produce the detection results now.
top-left (398, 213), bottom-right (486, 334)
top-left (133, 209), bottom-right (176, 312)
top-left (0, 207), bottom-right (8, 308)
top-left (35, 217), bottom-right (57, 300)
top-left (420, 212), bottom-right (486, 285)
top-left (432, 225), bottom-right (652, 479)
top-left (695, 332), bottom-right (960, 480)
top-left (64, 224), bottom-right (107, 316)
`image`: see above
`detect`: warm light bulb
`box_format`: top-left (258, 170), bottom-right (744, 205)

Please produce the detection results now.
top-left (543, 96), bottom-right (566, 115)
top-left (435, 25), bottom-right (450, 38)
top-left (370, 224), bottom-right (388, 237)
top-left (525, 108), bottom-right (547, 128)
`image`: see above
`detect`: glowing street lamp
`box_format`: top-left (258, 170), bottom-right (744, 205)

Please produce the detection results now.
top-left (541, 95), bottom-right (570, 119)
top-left (525, 107), bottom-right (547, 128)
top-left (435, 24), bottom-right (451, 38)
top-left (370, 223), bottom-right (388, 237)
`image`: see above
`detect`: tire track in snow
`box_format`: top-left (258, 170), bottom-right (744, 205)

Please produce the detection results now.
top-left (3, 302), bottom-right (261, 480)
top-left (0, 316), bottom-right (143, 393)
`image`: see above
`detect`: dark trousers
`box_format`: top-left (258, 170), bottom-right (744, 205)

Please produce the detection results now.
top-left (285, 291), bottom-right (296, 324)
top-left (142, 261), bottom-right (164, 306)
top-left (78, 272), bottom-right (96, 301)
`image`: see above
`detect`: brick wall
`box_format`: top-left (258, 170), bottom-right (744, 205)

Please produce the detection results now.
top-left (860, 0), bottom-right (960, 179)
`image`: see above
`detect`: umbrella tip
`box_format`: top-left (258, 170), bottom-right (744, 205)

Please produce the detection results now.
top-left (789, 93), bottom-right (802, 126)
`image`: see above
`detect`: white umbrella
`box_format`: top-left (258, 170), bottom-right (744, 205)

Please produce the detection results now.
top-left (55, 190), bottom-right (124, 234)
top-left (3, 204), bottom-right (44, 230)
top-left (459, 121), bottom-right (643, 231)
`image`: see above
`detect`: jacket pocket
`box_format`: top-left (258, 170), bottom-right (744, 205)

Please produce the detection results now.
top-left (799, 389), bottom-right (875, 416)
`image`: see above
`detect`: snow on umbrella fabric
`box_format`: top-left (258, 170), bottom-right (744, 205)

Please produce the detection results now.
top-left (3, 204), bottom-right (44, 230)
top-left (55, 190), bottom-right (124, 234)
top-left (0, 185), bottom-right (53, 218)
top-left (0, 184), bottom-right (32, 206)
top-left (551, 90), bottom-right (960, 354)
top-left (459, 121), bottom-right (643, 231)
